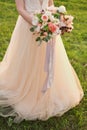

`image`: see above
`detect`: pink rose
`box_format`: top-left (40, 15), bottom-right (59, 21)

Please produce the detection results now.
top-left (48, 22), bottom-right (58, 33)
top-left (41, 14), bottom-right (48, 22)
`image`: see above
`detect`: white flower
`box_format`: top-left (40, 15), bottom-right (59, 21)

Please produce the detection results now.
top-left (45, 11), bottom-right (52, 17)
top-left (49, 15), bottom-right (55, 22)
top-left (57, 5), bottom-right (67, 14)
top-left (32, 16), bottom-right (39, 26)
top-left (53, 28), bottom-right (61, 35)
top-left (56, 28), bottom-right (61, 34)
top-left (41, 22), bottom-right (47, 29)
top-left (54, 18), bottom-right (60, 24)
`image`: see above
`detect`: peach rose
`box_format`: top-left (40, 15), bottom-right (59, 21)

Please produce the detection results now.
top-left (41, 14), bottom-right (48, 22)
top-left (48, 22), bottom-right (58, 33)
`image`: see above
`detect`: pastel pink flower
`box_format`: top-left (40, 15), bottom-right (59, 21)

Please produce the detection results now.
top-left (67, 24), bottom-right (74, 29)
top-left (38, 23), bottom-right (42, 26)
top-left (64, 15), bottom-right (74, 25)
top-left (43, 32), bottom-right (48, 36)
top-left (41, 14), bottom-right (48, 22)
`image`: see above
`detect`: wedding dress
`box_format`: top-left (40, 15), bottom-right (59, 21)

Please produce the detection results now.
top-left (0, 0), bottom-right (84, 123)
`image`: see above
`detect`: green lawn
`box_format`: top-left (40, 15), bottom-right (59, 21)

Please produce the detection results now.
top-left (0, 0), bottom-right (87, 130)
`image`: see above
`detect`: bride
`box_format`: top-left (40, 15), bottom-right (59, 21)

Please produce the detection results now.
top-left (0, 0), bottom-right (84, 123)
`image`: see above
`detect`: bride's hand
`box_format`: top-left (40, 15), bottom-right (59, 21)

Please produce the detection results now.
top-left (47, 5), bottom-right (58, 14)
top-left (28, 13), bottom-right (35, 25)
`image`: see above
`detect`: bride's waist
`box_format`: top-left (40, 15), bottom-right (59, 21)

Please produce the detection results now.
top-left (26, 9), bottom-right (41, 14)
top-left (25, 6), bottom-right (47, 14)
top-left (25, 6), bottom-right (42, 14)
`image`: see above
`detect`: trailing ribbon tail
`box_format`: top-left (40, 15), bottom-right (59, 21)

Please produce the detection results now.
top-left (41, 38), bottom-right (55, 93)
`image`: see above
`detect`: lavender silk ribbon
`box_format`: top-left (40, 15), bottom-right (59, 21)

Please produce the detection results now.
top-left (41, 37), bottom-right (55, 93)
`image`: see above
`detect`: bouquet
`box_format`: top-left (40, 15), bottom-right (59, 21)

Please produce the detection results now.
top-left (30, 5), bottom-right (74, 45)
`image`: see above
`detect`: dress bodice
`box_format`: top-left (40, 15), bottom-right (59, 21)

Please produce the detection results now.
top-left (25, 0), bottom-right (49, 13)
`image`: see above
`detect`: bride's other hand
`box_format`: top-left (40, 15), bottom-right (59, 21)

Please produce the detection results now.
top-left (15, 0), bottom-right (34, 25)
top-left (48, 0), bottom-right (57, 13)
top-left (47, 5), bottom-right (58, 13)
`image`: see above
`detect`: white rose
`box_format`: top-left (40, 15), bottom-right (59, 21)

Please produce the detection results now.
top-left (57, 5), bottom-right (66, 14)
top-left (49, 15), bottom-right (55, 22)
top-left (32, 16), bottom-right (39, 26)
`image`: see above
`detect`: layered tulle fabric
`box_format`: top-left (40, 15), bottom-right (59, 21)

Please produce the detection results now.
top-left (0, 15), bottom-right (84, 123)
top-left (0, 0), bottom-right (84, 123)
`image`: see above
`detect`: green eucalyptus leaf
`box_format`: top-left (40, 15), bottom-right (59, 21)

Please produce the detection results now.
top-left (30, 27), bottom-right (35, 32)
top-left (36, 37), bottom-right (41, 41)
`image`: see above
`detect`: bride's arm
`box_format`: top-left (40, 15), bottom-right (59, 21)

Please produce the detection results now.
top-left (15, 0), bottom-right (33, 25)
top-left (48, 0), bottom-right (54, 6)
top-left (48, 0), bottom-right (57, 13)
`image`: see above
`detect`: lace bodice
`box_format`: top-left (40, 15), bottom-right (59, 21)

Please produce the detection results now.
top-left (25, 0), bottom-right (49, 13)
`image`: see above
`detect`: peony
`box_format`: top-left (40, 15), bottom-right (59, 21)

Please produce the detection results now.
top-left (32, 16), bottom-right (39, 26)
top-left (57, 5), bottom-right (66, 14)
top-left (48, 22), bottom-right (58, 33)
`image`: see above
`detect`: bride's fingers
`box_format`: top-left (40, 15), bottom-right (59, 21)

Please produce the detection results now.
top-left (48, 9), bottom-right (57, 13)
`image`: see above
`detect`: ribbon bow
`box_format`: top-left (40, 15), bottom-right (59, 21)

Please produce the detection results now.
top-left (41, 37), bottom-right (55, 93)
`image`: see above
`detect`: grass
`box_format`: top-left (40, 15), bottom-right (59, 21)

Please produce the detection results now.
top-left (0, 0), bottom-right (87, 130)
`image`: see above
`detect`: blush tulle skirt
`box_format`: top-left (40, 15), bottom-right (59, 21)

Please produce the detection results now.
top-left (0, 15), bottom-right (84, 123)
